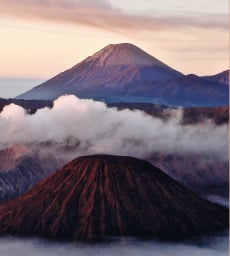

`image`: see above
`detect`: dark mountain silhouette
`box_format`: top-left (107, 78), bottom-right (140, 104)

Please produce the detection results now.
top-left (202, 70), bottom-right (229, 86)
top-left (147, 74), bottom-right (228, 106)
top-left (0, 155), bottom-right (228, 242)
top-left (0, 97), bottom-right (53, 114)
top-left (17, 43), bottom-right (228, 107)
top-left (109, 103), bottom-right (229, 124)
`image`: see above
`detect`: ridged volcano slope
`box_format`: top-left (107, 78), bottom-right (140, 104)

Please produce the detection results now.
top-left (0, 155), bottom-right (228, 241)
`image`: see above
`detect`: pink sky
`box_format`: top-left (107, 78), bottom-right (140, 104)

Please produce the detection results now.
top-left (0, 0), bottom-right (228, 79)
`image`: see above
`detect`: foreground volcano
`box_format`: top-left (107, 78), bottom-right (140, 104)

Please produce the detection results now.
top-left (0, 155), bottom-right (228, 241)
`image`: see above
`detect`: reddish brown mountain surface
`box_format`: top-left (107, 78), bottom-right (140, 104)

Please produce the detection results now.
top-left (0, 155), bottom-right (228, 242)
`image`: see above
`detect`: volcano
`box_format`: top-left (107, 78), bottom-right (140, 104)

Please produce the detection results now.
top-left (17, 43), bottom-right (182, 102)
top-left (17, 43), bottom-right (228, 107)
top-left (0, 154), bottom-right (228, 241)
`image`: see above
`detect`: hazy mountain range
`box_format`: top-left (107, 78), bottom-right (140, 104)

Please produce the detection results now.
top-left (17, 43), bottom-right (229, 107)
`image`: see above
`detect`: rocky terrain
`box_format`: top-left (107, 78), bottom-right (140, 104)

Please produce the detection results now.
top-left (0, 145), bottom-right (60, 202)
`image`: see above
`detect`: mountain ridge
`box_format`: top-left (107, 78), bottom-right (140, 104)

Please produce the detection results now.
top-left (202, 70), bottom-right (229, 86)
top-left (17, 43), bottom-right (229, 107)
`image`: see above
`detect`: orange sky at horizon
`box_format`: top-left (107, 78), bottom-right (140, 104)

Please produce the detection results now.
top-left (0, 0), bottom-right (228, 79)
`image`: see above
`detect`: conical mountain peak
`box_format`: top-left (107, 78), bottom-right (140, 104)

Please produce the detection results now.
top-left (87, 43), bottom-right (168, 67)
top-left (16, 43), bottom-right (228, 107)
top-left (0, 154), bottom-right (228, 241)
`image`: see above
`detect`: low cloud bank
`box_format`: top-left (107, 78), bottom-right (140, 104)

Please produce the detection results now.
top-left (0, 95), bottom-right (228, 161)
top-left (0, 235), bottom-right (228, 256)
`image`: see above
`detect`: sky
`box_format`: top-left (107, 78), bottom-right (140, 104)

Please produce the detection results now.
top-left (0, 0), bottom-right (229, 97)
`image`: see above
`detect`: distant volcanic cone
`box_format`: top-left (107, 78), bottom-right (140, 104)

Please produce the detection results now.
top-left (16, 43), bottom-right (229, 107)
top-left (0, 155), bottom-right (228, 241)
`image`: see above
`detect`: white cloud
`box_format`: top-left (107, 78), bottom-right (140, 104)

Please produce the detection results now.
top-left (0, 235), bottom-right (228, 256)
top-left (0, 95), bottom-right (228, 160)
